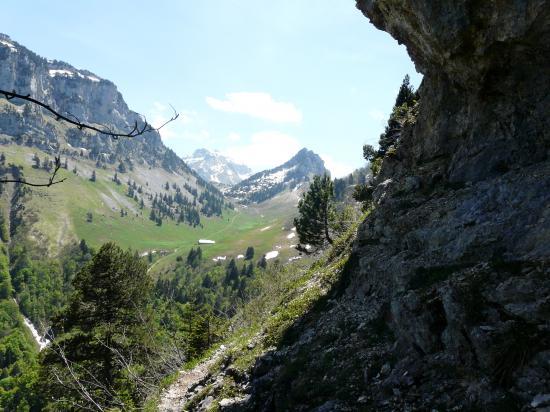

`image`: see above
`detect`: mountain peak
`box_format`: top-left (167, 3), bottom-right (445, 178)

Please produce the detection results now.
top-left (227, 148), bottom-right (328, 204)
top-left (184, 148), bottom-right (252, 186)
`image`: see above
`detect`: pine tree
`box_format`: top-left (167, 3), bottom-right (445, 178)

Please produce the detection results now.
top-left (0, 211), bottom-right (8, 242)
top-left (394, 74), bottom-right (416, 108)
top-left (245, 246), bottom-right (255, 260)
top-left (377, 75), bottom-right (418, 157)
top-left (224, 258), bottom-right (239, 288)
top-left (186, 247), bottom-right (202, 269)
top-left (40, 243), bottom-right (154, 408)
top-left (79, 239), bottom-right (89, 254)
top-left (257, 255), bottom-right (267, 269)
top-left (294, 174), bottom-right (335, 251)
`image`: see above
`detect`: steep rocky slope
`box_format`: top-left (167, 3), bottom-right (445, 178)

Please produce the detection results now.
top-left (163, 1), bottom-right (550, 411)
top-left (227, 148), bottom-right (327, 204)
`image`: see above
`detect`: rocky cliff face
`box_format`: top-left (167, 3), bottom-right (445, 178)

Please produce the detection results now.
top-left (0, 33), bottom-right (134, 131)
top-left (204, 1), bottom-right (549, 411)
top-left (0, 33), bottom-right (206, 180)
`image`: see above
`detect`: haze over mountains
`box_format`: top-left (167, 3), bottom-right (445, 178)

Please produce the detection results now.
top-left (183, 148), bottom-right (252, 186)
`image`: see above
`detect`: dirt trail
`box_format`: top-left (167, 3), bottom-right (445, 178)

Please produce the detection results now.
top-left (158, 346), bottom-right (226, 412)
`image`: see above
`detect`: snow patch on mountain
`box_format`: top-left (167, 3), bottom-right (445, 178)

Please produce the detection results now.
top-left (48, 69), bottom-right (101, 82)
top-left (184, 148), bottom-right (252, 186)
top-left (0, 39), bottom-right (17, 52)
top-left (227, 148), bottom-right (328, 204)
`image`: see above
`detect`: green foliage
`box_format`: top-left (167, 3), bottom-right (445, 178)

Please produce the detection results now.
top-left (0, 211), bottom-right (8, 242)
top-left (10, 242), bottom-right (91, 328)
top-left (333, 168), bottom-right (370, 202)
top-left (118, 161), bottom-right (127, 173)
top-left (0, 258), bottom-right (42, 411)
top-left (352, 184), bottom-right (374, 210)
top-left (362, 144), bottom-right (376, 162)
top-left (40, 242), bottom-right (155, 409)
top-left (224, 259), bottom-right (240, 289)
top-left (0, 247), bottom-right (12, 299)
top-left (245, 246), bottom-right (255, 260)
top-left (370, 157), bottom-right (382, 176)
top-left (377, 75), bottom-right (418, 158)
top-left (353, 75), bottom-right (419, 211)
top-left (257, 255), bottom-right (267, 269)
top-left (394, 74), bottom-right (416, 108)
top-left (294, 174), bottom-right (335, 250)
top-left (329, 204), bottom-right (360, 237)
top-left (186, 247), bottom-right (202, 269)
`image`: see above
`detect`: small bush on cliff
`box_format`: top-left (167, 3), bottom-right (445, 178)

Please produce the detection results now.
top-left (355, 75), bottom-right (419, 210)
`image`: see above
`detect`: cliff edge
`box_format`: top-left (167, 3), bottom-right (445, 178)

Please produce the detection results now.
top-left (160, 1), bottom-right (550, 410)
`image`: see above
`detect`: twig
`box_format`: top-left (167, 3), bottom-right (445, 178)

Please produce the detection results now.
top-left (0, 155), bottom-right (66, 187)
top-left (0, 89), bottom-right (179, 187)
top-left (0, 89), bottom-right (179, 139)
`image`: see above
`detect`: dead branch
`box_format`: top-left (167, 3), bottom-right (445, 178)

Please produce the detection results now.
top-left (0, 89), bottom-right (179, 139)
top-left (0, 88), bottom-right (179, 187)
top-left (0, 155), bottom-right (66, 187)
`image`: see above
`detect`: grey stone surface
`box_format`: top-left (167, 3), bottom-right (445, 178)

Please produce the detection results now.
top-left (225, 1), bottom-right (550, 410)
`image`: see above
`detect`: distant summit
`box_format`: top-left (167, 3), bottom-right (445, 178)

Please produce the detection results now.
top-left (184, 148), bottom-right (252, 186)
top-left (227, 148), bottom-right (328, 204)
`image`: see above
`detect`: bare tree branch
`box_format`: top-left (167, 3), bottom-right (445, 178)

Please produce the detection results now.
top-left (0, 89), bottom-right (179, 139)
top-left (0, 88), bottom-right (179, 187)
top-left (0, 155), bottom-right (66, 187)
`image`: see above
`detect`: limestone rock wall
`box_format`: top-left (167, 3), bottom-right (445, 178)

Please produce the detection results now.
top-left (230, 1), bottom-right (550, 410)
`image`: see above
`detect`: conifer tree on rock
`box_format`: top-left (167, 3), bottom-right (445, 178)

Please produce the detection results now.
top-left (294, 174), bottom-right (335, 251)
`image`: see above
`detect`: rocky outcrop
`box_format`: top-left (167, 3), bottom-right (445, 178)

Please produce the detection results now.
top-left (211, 1), bottom-right (549, 411)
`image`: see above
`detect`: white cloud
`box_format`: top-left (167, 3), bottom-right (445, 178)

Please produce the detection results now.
top-left (227, 132), bottom-right (241, 142)
top-left (223, 131), bottom-right (302, 171)
top-left (321, 154), bottom-right (354, 178)
top-left (147, 102), bottom-right (203, 141)
top-left (206, 92), bottom-right (302, 123)
top-left (180, 129), bottom-right (211, 143)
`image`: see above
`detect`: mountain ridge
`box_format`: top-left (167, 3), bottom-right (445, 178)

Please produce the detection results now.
top-left (227, 147), bottom-right (328, 204)
top-left (0, 33), bottom-right (221, 196)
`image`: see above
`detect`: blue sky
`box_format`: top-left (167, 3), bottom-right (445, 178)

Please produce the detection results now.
top-left (3, 0), bottom-right (421, 176)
